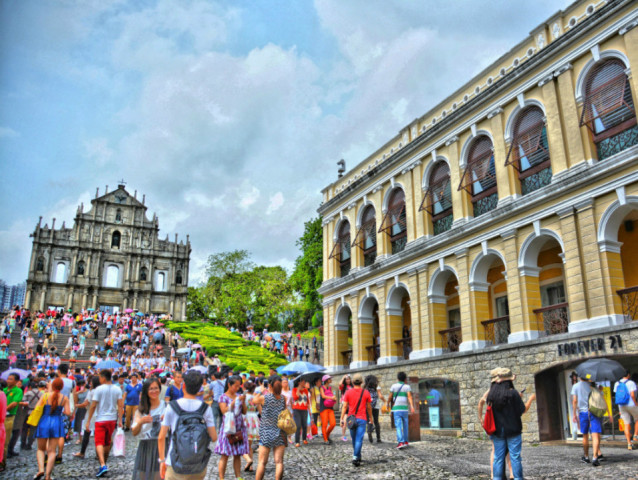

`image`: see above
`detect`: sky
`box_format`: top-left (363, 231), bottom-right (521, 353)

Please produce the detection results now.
top-left (0, 0), bottom-right (572, 286)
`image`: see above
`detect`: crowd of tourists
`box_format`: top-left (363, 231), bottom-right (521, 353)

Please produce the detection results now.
top-left (240, 328), bottom-right (321, 364)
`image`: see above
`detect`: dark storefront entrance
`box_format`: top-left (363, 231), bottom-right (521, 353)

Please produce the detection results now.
top-left (535, 354), bottom-right (638, 442)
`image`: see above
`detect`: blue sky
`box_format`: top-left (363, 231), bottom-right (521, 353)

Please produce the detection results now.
top-left (0, 0), bottom-right (571, 286)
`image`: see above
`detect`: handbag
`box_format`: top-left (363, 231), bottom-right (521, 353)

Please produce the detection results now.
top-left (346, 389), bottom-right (365, 429)
top-left (482, 404), bottom-right (496, 435)
top-left (27, 394), bottom-right (47, 427)
top-left (322, 386), bottom-right (336, 408)
top-left (277, 408), bottom-right (297, 435)
top-left (226, 431), bottom-right (244, 445)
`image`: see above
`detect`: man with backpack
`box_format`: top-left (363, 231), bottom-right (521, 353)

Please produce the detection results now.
top-left (158, 370), bottom-right (218, 480)
top-left (614, 370), bottom-right (637, 450)
top-left (571, 376), bottom-right (608, 467)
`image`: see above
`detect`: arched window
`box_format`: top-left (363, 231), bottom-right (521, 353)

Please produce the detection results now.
top-left (505, 106), bottom-right (551, 195)
top-left (352, 206), bottom-right (377, 267)
top-left (329, 221), bottom-right (351, 277)
top-left (458, 136), bottom-right (498, 217)
top-left (55, 262), bottom-right (66, 283)
top-left (176, 270), bottom-right (183, 285)
top-left (105, 265), bottom-right (119, 288)
top-left (140, 267), bottom-right (148, 282)
top-left (115, 209), bottom-right (122, 222)
top-left (157, 272), bottom-right (166, 291)
top-left (580, 58), bottom-right (637, 160)
top-left (111, 230), bottom-right (121, 248)
top-left (36, 257), bottom-right (44, 272)
top-left (77, 260), bottom-right (85, 276)
top-left (420, 161), bottom-right (453, 235)
top-left (379, 188), bottom-right (407, 254)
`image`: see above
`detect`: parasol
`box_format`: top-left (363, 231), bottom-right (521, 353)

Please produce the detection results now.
top-left (177, 347), bottom-right (190, 354)
top-left (189, 365), bottom-right (208, 374)
top-left (277, 361), bottom-right (324, 375)
top-left (95, 360), bottom-right (122, 370)
top-left (575, 358), bottom-right (626, 383)
top-left (125, 308), bottom-right (134, 313)
top-left (1, 368), bottom-right (30, 380)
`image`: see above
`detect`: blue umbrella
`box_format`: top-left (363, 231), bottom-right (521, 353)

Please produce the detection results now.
top-left (95, 360), bottom-right (122, 370)
top-left (278, 361), bottom-right (324, 375)
top-left (1, 368), bottom-right (30, 380)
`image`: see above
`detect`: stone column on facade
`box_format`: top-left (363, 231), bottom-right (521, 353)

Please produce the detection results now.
top-left (401, 167), bottom-right (417, 243)
top-left (555, 64), bottom-right (587, 166)
top-left (325, 221), bottom-right (334, 280)
top-left (350, 292), bottom-right (369, 368)
top-left (349, 205), bottom-right (362, 271)
top-left (621, 25), bottom-right (638, 114)
top-left (412, 163), bottom-right (426, 239)
top-left (456, 248), bottom-right (482, 351)
top-left (169, 299), bottom-right (175, 318)
top-left (408, 266), bottom-right (435, 358)
top-left (556, 206), bottom-right (588, 325)
top-left (372, 186), bottom-right (389, 259)
top-left (490, 108), bottom-right (520, 203)
top-left (322, 303), bottom-right (335, 370)
top-left (67, 289), bottom-right (74, 310)
top-left (376, 279), bottom-right (397, 364)
top-left (40, 288), bottom-right (47, 312)
top-left (25, 288), bottom-right (32, 309)
top-left (538, 76), bottom-right (569, 176)
top-left (447, 136), bottom-right (472, 224)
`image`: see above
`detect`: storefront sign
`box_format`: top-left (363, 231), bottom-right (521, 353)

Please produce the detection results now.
top-left (557, 334), bottom-right (623, 356)
top-left (429, 406), bottom-right (440, 429)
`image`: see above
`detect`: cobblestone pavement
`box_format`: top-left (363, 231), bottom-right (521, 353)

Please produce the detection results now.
top-left (4, 430), bottom-right (637, 480)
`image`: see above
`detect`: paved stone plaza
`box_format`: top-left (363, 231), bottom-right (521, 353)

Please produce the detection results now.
top-left (4, 430), bottom-right (637, 480)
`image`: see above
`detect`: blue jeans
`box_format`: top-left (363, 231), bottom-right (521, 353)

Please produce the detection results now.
top-left (394, 410), bottom-right (409, 443)
top-left (492, 434), bottom-right (522, 480)
top-left (349, 418), bottom-right (367, 460)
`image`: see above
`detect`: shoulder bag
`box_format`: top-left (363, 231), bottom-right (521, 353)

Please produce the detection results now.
top-left (27, 393), bottom-right (47, 427)
top-left (346, 389), bottom-right (365, 429)
top-left (389, 384), bottom-right (405, 424)
top-left (482, 403), bottom-right (496, 435)
top-left (277, 408), bottom-right (297, 435)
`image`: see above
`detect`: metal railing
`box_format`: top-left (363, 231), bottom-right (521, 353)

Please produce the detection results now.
top-left (439, 327), bottom-right (462, 352)
top-left (533, 302), bottom-right (569, 335)
top-left (617, 285), bottom-right (638, 321)
top-left (394, 337), bottom-right (412, 360)
top-left (481, 316), bottom-right (510, 346)
top-left (341, 349), bottom-right (352, 367)
top-left (365, 345), bottom-right (379, 365)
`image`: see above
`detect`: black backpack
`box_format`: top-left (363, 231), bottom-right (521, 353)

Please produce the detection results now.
top-left (169, 400), bottom-right (211, 474)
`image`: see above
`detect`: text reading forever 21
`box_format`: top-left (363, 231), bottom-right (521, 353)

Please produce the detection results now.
top-left (557, 335), bottom-right (623, 357)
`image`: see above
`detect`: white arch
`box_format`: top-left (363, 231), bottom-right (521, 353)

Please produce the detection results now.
top-left (518, 228), bottom-right (564, 276)
top-left (381, 183), bottom-right (406, 213)
top-left (428, 265), bottom-right (459, 303)
top-left (421, 156), bottom-right (452, 191)
top-left (332, 216), bottom-right (352, 242)
top-left (356, 201), bottom-right (376, 228)
top-left (597, 195), bottom-right (638, 251)
top-left (385, 282), bottom-right (411, 313)
top-left (55, 262), bottom-right (67, 284)
top-left (469, 248), bottom-right (507, 290)
top-left (105, 264), bottom-right (120, 288)
top-left (334, 303), bottom-right (352, 329)
top-left (504, 99), bottom-right (547, 144)
top-left (575, 49), bottom-right (631, 103)
top-left (459, 129), bottom-right (495, 168)
top-left (358, 293), bottom-right (379, 320)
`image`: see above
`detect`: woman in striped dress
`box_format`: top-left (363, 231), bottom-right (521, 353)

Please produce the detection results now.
top-left (214, 376), bottom-right (249, 480)
top-left (253, 376), bottom-right (287, 480)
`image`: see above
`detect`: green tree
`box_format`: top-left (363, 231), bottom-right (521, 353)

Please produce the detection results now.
top-left (289, 216), bottom-right (323, 329)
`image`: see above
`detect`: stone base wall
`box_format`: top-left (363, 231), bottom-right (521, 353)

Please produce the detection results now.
top-left (330, 322), bottom-right (638, 443)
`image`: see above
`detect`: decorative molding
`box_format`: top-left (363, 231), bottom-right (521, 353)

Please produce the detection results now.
top-left (428, 293), bottom-right (447, 304)
top-left (409, 348), bottom-right (443, 359)
top-left (597, 239), bottom-right (622, 253)
top-left (519, 266), bottom-right (541, 277)
top-left (554, 62), bottom-right (573, 77)
top-left (377, 355), bottom-right (400, 365)
top-left (574, 197), bottom-right (594, 211)
top-left (469, 281), bottom-right (490, 292)
top-left (555, 205), bottom-right (574, 218)
top-left (508, 330), bottom-right (541, 344)
top-left (537, 74), bottom-right (555, 88)
top-left (619, 16), bottom-right (638, 35)
top-left (454, 248), bottom-right (469, 258)
top-left (568, 314), bottom-right (626, 333)
top-left (500, 229), bottom-right (517, 240)
top-left (487, 107), bottom-right (504, 119)
top-left (445, 136), bottom-right (459, 147)
top-left (459, 340), bottom-right (488, 352)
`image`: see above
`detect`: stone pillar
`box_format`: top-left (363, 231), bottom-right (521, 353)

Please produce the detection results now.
top-left (447, 137), bottom-right (472, 223)
top-left (323, 303), bottom-right (335, 370)
top-left (350, 293), bottom-right (369, 368)
top-left (406, 268), bottom-right (421, 353)
top-left (25, 288), bottom-right (32, 309)
top-left (67, 290), bottom-right (74, 310)
top-left (40, 288), bottom-right (47, 311)
top-left (489, 108), bottom-right (519, 201)
top-left (557, 206), bottom-right (588, 324)
top-left (376, 280), bottom-right (396, 364)
top-left (410, 266), bottom-right (435, 357)
top-left (456, 249), bottom-right (481, 351)
top-left (555, 64), bottom-right (586, 166)
top-left (538, 76), bottom-right (569, 176)
top-left (598, 247), bottom-right (625, 317)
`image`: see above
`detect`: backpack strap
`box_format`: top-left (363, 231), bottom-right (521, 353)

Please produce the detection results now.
top-left (196, 401), bottom-right (208, 415)
top-left (170, 399), bottom-right (185, 416)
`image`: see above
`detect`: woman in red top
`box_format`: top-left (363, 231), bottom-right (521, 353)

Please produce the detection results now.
top-left (291, 379), bottom-right (310, 447)
top-left (338, 375), bottom-right (352, 441)
top-left (339, 373), bottom-right (372, 467)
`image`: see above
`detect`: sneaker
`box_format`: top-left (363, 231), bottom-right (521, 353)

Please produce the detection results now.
top-left (597, 454), bottom-right (605, 461)
top-left (396, 443), bottom-right (403, 449)
top-left (592, 458), bottom-right (600, 467)
top-left (628, 444), bottom-right (634, 450)
top-left (323, 441), bottom-right (330, 445)
top-left (581, 456), bottom-right (590, 464)
top-left (96, 465), bottom-right (108, 477)
top-left (303, 440), bottom-right (308, 445)
top-left (376, 439), bottom-right (382, 443)
top-left (294, 443), bottom-right (300, 448)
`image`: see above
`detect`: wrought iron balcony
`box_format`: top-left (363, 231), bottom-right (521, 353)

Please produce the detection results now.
top-left (597, 124), bottom-right (638, 160)
top-left (439, 327), bottom-right (462, 352)
top-left (366, 345), bottom-right (379, 365)
top-left (533, 302), bottom-right (569, 335)
top-left (433, 214), bottom-right (453, 235)
top-left (394, 337), bottom-right (412, 360)
top-left (617, 286), bottom-right (638, 321)
top-left (481, 315), bottom-right (510, 345)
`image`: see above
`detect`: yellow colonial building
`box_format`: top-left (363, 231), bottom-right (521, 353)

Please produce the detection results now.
top-left (318, 0), bottom-right (638, 442)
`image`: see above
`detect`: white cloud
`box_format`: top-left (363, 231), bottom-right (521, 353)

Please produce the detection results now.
top-left (266, 192), bottom-right (285, 215)
top-left (238, 182), bottom-right (261, 210)
top-left (0, 127), bottom-right (19, 138)
top-left (83, 138), bottom-right (114, 166)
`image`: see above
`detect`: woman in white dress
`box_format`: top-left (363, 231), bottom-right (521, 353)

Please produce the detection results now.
top-left (131, 378), bottom-right (166, 480)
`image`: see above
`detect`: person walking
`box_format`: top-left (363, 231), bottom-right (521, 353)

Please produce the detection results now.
top-left (85, 369), bottom-right (124, 477)
top-left (487, 368), bottom-right (526, 480)
top-left (0, 387), bottom-right (7, 473)
top-left (124, 373), bottom-right (142, 431)
top-left (215, 375), bottom-right (249, 480)
top-left (309, 377), bottom-right (321, 437)
top-left (211, 371), bottom-right (225, 432)
top-left (242, 381), bottom-right (260, 473)
top-left (365, 375), bottom-right (385, 443)
top-left (3, 373), bottom-right (23, 461)
top-left (34, 377), bottom-right (71, 480)
top-left (73, 376), bottom-right (100, 459)
top-left (572, 375), bottom-right (608, 467)
top-left (131, 377), bottom-right (166, 480)
top-left (319, 375), bottom-right (337, 444)
top-left (20, 381), bottom-right (44, 451)
top-left (338, 375), bottom-right (352, 441)
top-left (291, 378), bottom-right (310, 447)
top-left (388, 372), bottom-right (415, 449)
top-left (253, 376), bottom-right (287, 480)
top-left (158, 370), bottom-right (217, 480)
top-left (613, 370), bottom-right (638, 450)
top-left (72, 379), bottom-right (88, 444)
top-left (339, 373), bottom-right (372, 466)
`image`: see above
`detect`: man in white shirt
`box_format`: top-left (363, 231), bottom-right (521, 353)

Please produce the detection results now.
top-left (86, 369), bottom-right (124, 477)
top-left (614, 370), bottom-right (638, 449)
top-left (158, 370), bottom-right (217, 480)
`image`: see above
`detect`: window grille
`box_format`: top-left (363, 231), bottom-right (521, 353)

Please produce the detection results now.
top-left (352, 206), bottom-right (377, 266)
top-left (580, 59), bottom-right (635, 138)
top-left (505, 107), bottom-right (549, 172)
top-left (378, 189), bottom-right (407, 253)
top-left (329, 221), bottom-right (351, 276)
top-left (420, 162), bottom-right (452, 218)
top-left (458, 136), bottom-right (497, 199)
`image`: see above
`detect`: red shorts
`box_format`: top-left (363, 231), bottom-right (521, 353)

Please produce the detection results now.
top-left (94, 421), bottom-right (117, 447)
